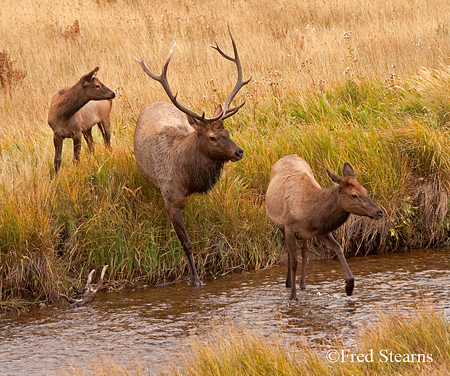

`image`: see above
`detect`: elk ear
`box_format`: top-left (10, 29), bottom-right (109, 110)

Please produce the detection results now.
top-left (342, 162), bottom-right (355, 177)
top-left (187, 115), bottom-right (204, 131)
top-left (327, 169), bottom-right (342, 185)
top-left (81, 67), bottom-right (99, 86)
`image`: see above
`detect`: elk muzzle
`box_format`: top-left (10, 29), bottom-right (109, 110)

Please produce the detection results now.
top-left (232, 147), bottom-right (244, 161)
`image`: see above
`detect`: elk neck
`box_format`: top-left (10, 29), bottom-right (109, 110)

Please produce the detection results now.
top-left (180, 131), bottom-right (225, 195)
top-left (57, 82), bottom-right (91, 120)
top-left (313, 185), bottom-right (350, 234)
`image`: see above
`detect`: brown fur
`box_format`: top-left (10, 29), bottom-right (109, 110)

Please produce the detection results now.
top-left (134, 102), bottom-right (243, 286)
top-left (47, 67), bottom-right (115, 172)
top-left (265, 155), bottom-right (383, 300)
top-left (134, 30), bottom-right (250, 287)
top-left (77, 99), bottom-right (113, 153)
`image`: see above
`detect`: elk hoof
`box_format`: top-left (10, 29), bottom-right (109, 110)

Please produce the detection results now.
top-left (192, 278), bottom-right (205, 287)
top-left (345, 278), bottom-right (354, 296)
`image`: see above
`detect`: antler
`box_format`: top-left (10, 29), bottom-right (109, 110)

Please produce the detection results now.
top-left (211, 26), bottom-right (252, 120)
top-left (136, 27), bottom-right (251, 122)
top-left (135, 44), bottom-right (216, 122)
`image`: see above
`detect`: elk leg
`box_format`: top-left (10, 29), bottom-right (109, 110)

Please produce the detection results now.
top-left (318, 233), bottom-right (355, 296)
top-left (98, 121), bottom-right (112, 151)
top-left (73, 134), bottom-right (83, 164)
top-left (300, 239), bottom-right (308, 290)
top-left (285, 249), bottom-right (291, 288)
top-left (166, 202), bottom-right (203, 287)
top-left (285, 227), bottom-right (298, 300)
top-left (83, 128), bottom-right (95, 154)
top-left (53, 134), bottom-right (63, 173)
top-left (281, 229), bottom-right (292, 288)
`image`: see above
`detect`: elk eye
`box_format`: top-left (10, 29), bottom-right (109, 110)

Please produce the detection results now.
top-left (352, 194), bottom-right (358, 199)
top-left (209, 135), bottom-right (217, 141)
top-left (95, 84), bottom-right (101, 89)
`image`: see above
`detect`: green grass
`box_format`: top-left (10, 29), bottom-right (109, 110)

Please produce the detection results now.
top-left (2, 73), bottom-right (450, 306)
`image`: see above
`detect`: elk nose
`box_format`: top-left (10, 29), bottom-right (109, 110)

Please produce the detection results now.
top-left (110, 92), bottom-right (116, 99)
top-left (377, 210), bottom-right (384, 218)
top-left (235, 147), bottom-right (244, 160)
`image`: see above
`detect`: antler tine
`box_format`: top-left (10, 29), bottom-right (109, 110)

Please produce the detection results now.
top-left (84, 269), bottom-right (95, 290)
top-left (136, 44), bottom-right (214, 122)
top-left (92, 265), bottom-right (109, 294)
top-left (211, 26), bottom-right (251, 120)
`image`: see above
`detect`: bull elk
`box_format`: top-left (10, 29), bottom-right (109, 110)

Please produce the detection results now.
top-left (47, 67), bottom-right (115, 172)
top-left (134, 28), bottom-right (250, 286)
top-left (265, 155), bottom-right (383, 300)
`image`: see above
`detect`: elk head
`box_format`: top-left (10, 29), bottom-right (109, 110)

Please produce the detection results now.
top-left (327, 163), bottom-right (384, 219)
top-left (135, 27), bottom-right (250, 163)
top-left (187, 104), bottom-right (244, 162)
top-left (80, 67), bottom-right (116, 101)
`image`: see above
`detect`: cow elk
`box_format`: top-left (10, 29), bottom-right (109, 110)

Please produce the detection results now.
top-left (134, 28), bottom-right (250, 286)
top-left (47, 67), bottom-right (115, 172)
top-left (265, 155), bottom-right (383, 300)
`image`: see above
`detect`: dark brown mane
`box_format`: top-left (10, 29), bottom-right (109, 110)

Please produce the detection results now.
top-left (316, 186), bottom-right (350, 234)
top-left (185, 158), bottom-right (225, 194)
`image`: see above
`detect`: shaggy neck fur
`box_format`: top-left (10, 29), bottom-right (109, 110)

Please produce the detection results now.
top-left (180, 132), bottom-right (225, 195)
top-left (314, 186), bottom-right (350, 235)
top-left (58, 82), bottom-right (90, 119)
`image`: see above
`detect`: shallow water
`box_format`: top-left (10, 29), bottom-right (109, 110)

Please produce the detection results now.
top-left (1, 247), bottom-right (449, 375)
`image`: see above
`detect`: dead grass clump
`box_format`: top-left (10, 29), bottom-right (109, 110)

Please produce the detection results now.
top-left (1, 248), bottom-right (64, 303)
top-left (412, 175), bottom-right (449, 246)
top-left (62, 20), bottom-right (81, 40)
top-left (0, 51), bottom-right (26, 90)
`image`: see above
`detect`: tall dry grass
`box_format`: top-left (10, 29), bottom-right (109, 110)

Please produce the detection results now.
top-left (172, 304), bottom-right (450, 376)
top-left (1, 0), bottom-right (450, 304)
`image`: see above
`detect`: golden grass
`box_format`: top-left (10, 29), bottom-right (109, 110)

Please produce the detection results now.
top-left (2, 0), bottom-right (450, 303)
top-left (2, 0), bottom-right (450, 119)
top-left (173, 304), bottom-right (450, 376)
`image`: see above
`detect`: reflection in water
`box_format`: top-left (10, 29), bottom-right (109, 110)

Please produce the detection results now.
top-left (1, 248), bottom-right (449, 375)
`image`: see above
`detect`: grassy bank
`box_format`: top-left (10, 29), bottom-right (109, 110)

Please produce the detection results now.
top-left (69, 304), bottom-right (450, 375)
top-left (173, 304), bottom-right (450, 376)
top-left (2, 0), bottom-right (450, 305)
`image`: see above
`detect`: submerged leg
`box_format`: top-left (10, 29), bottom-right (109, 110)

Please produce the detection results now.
top-left (318, 233), bottom-right (355, 296)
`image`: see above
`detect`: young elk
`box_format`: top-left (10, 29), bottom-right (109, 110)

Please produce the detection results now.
top-left (265, 155), bottom-right (383, 300)
top-left (47, 67), bottom-right (115, 172)
top-left (134, 28), bottom-right (250, 286)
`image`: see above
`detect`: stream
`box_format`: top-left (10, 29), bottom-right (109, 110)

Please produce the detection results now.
top-left (1, 247), bottom-right (449, 375)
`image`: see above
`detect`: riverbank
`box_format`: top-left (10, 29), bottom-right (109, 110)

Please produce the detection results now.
top-left (172, 303), bottom-right (450, 376)
top-left (1, 0), bottom-right (450, 306)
